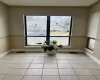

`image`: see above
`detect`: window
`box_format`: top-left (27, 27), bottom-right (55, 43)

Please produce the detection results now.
top-left (87, 37), bottom-right (96, 51)
top-left (24, 16), bottom-right (72, 46)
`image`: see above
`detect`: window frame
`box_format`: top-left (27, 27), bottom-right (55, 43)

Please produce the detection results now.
top-left (87, 37), bottom-right (95, 51)
top-left (24, 15), bottom-right (72, 46)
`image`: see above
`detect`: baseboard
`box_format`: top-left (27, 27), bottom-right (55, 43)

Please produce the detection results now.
top-left (0, 50), bottom-right (11, 59)
top-left (10, 49), bottom-right (44, 53)
top-left (84, 48), bottom-right (94, 54)
top-left (10, 49), bottom-right (84, 53)
top-left (85, 51), bottom-right (100, 65)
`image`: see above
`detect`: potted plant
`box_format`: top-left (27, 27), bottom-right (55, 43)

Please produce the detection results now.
top-left (41, 40), bottom-right (63, 56)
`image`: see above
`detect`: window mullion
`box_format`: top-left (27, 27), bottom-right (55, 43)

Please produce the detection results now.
top-left (24, 16), bottom-right (27, 46)
top-left (68, 16), bottom-right (73, 46)
top-left (47, 16), bottom-right (50, 45)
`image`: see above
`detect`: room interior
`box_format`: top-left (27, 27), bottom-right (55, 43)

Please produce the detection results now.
top-left (0, 0), bottom-right (100, 80)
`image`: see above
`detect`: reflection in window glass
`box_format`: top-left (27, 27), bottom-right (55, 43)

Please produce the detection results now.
top-left (26, 16), bottom-right (47, 36)
top-left (50, 37), bottom-right (69, 45)
top-left (50, 16), bottom-right (71, 36)
top-left (27, 37), bottom-right (46, 45)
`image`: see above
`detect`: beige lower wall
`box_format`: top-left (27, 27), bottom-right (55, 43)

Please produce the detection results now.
top-left (9, 35), bottom-right (87, 50)
top-left (71, 36), bottom-right (87, 50)
top-left (10, 36), bottom-right (25, 49)
top-left (0, 37), bottom-right (10, 54)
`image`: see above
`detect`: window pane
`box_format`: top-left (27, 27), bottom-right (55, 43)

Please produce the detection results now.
top-left (26, 16), bottom-right (47, 36)
top-left (88, 39), bottom-right (95, 50)
top-left (27, 37), bottom-right (46, 45)
top-left (50, 37), bottom-right (69, 45)
top-left (50, 16), bottom-right (71, 36)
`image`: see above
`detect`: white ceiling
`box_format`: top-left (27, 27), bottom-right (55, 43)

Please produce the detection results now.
top-left (0, 0), bottom-right (98, 6)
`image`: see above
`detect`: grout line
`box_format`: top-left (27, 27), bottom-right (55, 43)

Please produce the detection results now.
top-left (41, 55), bottom-right (45, 79)
top-left (68, 59), bottom-right (80, 80)
top-left (20, 57), bottom-right (34, 80)
top-left (2, 61), bottom-right (22, 80)
top-left (56, 55), bottom-right (62, 80)
top-left (87, 68), bottom-right (99, 80)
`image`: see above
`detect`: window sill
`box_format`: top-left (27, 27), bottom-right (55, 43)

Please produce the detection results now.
top-left (84, 48), bottom-right (94, 54)
top-left (24, 45), bottom-right (71, 49)
top-left (24, 46), bottom-right (41, 48)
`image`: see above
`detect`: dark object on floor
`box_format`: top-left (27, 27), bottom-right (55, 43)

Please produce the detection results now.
top-left (36, 43), bottom-right (42, 45)
top-left (69, 52), bottom-right (79, 54)
top-left (16, 51), bottom-right (26, 53)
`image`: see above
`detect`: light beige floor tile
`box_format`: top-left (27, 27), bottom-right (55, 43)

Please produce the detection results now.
top-left (0, 64), bottom-right (14, 69)
top-left (45, 56), bottom-right (56, 60)
top-left (78, 76), bottom-right (97, 80)
top-left (3, 75), bottom-right (23, 80)
top-left (57, 60), bottom-right (69, 64)
top-left (56, 55), bottom-right (67, 57)
top-left (0, 69), bottom-right (11, 75)
top-left (56, 57), bottom-right (67, 60)
top-left (34, 54), bottom-right (45, 57)
top-left (34, 57), bottom-right (44, 60)
top-left (0, 60), bottom-right (19, 64)
top-left (82, 60), bottom-right (96, 64)
top-left (20, 57), bottom-right (34, 60)
top-left (19, 60), bottom-right (32, 63)
top-left (43, 69), bottom-right (59, 75)
top-left (68, 60), bottom-right (84, 64)
top-left (85, 64), bottom-right (100, 69)
top-left (0, 75), bottom-right (5, 80)
top-left (89, 69), bottom-right (100, 75)
top-left (1, 52), bottom-right (100, 80)
top-left (96, 76), bottom-right (100, 80)
top-left (59, 69), bottom-right (76, 75)
top-left (29, 64), bottom-right (43, 68)
top-left (60, 76), bottom-right (79, 80)
top-left (22, 76), bottom-right (41, 80)
top-left (13, 57), bottom-right (34, 60)
top-left (42, 76), bottom-right (60, 80)
top-left (44, 64), bottom-right (57, 68)
top-left (9, 69), bottom-right (27, 75)
top-left (0, 57), bottom-right (14, 60)
top-left (44, 60), bottom-right (57, 64)
top-left (74, 69), bottom-right (93, 75)
top-left (58, 64), bottom-right (72, 68)
top-left (13, 64), bottom-right (30, 69)
top-left (71, 64), bottom-right (86, 69)
top-left (32, 60), bottom-right (44, 64)
top-left (25, 69), bottom-right (42, 75)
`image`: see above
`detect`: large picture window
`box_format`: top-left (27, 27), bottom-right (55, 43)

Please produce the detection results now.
top-left (24, 16), bottom-right (72, 46)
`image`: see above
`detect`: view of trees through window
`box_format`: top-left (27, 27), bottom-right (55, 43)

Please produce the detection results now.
top-left (25, 16), bottom-right (72, 46)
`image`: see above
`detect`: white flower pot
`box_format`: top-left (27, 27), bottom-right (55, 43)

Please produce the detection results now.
top-left (46, 50), bottom-right (57, 56)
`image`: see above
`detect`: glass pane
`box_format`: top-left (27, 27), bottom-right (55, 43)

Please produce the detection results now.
top-left (88, 39), bottom-right (95, 50)
top-left (26, 16), bottom-right (47, 36)
top-left (27, 37), bottom-right (46, 45)
top-left (50, 37), bottom-right (69, 45)
top-left (50, 16), bottom-right (71, 36)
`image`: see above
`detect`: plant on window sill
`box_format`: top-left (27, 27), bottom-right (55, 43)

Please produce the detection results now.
top-left (37, 40), bottom-right (63, 56)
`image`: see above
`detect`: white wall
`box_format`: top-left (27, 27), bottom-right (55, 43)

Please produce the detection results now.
top-left (87, 12), bottom-right (100, 38)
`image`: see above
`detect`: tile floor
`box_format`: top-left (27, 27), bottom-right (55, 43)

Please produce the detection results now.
top-left (0, 53), bottom-right (100, 80)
